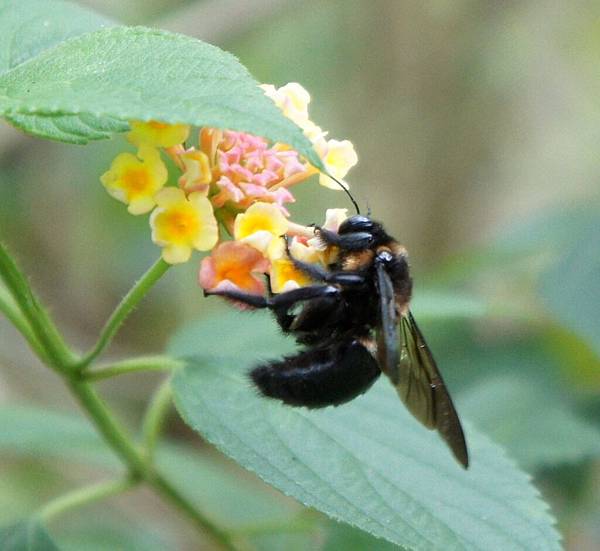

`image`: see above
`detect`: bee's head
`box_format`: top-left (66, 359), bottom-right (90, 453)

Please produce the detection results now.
top-left (338, 215), bottom-right (389, 244)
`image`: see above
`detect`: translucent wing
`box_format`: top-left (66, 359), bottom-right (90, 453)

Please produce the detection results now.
top-left (375, 261), bottom-right (400, 384)
top-left (398, 312), bottom-right (469, 468)
top-left (375, 263), bottom-right (469, 468)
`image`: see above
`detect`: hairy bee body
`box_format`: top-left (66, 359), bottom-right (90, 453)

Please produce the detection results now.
top-left (209, 214), bottom-right (469, 468)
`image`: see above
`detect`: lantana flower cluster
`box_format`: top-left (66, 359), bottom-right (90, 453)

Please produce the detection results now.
top-left (100, 82), bottom-right (357, 297)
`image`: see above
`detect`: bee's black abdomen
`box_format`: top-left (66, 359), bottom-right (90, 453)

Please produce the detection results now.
top-left (250, 340), bottom-right (380, 408)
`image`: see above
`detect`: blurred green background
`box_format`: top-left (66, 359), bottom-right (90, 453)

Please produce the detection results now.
top-left (1, 1), bottom-right (600, 549)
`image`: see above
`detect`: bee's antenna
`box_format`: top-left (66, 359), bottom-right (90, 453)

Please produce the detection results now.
top-left (328, 175), bottom-right (361, 215)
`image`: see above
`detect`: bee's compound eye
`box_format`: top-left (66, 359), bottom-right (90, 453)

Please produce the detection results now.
top-left (338, 215), bottom-right (375, 234)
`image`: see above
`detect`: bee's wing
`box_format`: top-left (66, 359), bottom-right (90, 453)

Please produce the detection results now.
top-left (375, 263), bottom-right (468, 468)
top-left (398, 311), bottom-right (469, 468)
top-left (375, 261), bottom-right (400, 384)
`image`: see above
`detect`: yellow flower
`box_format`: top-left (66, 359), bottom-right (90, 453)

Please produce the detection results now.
top-left (127, 120), bottom-right (190, 148)
top-left (100, 145), bottom-right (167, 215)
top-left (178, 150), bottom-right (212, 194)
top-left (267, 235), bottom-right (319, 263)
top-left (270, 258), bottom-right (312, 293)
top-left (318, 139), bottom-right (358, 190)
top-left (262, 82), bottom-right (358, 191)
top-left (150, 188), bottom-right (218, 264)
top-left (267, 235), bottom-right (318, 293)
top-left (234, 202), bottom-right (288, 253)
top-left (261, 83), bottom-right (311, 127)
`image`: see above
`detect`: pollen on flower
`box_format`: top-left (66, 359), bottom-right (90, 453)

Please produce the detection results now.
top-left (150, 188), bottom-right (218, 264)
top-left (234, 202), bottom-right (289, 253)
top-left (199, 241), bottom-right (269, 298)
top-left (100, 145), bottom-right (168, 215)
top-left (127, 120), bottom-right (190, 148)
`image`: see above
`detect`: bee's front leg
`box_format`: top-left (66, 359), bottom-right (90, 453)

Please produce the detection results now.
top-left (283, 235), bottom-right (366, 288)
top-left (313, 226), bottom-right (374, 251)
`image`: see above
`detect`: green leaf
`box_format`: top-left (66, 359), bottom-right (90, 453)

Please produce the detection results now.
top-left (0, 0), bottom-right (120, 143)
top-left (170, 312), bottom-right (561, 550)
top-left (460, 375), bottom-right (600, 470)
top-left (4, 113), bottom-right (129, 144)
top-left (0, 519), bottom-right (60, 551)
top-left (0, 0), bottom-right (116, 72)
top-left (0, 25), bottom-right (321, 166)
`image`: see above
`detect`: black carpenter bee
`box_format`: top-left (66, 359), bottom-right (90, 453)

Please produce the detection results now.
top-left (207, 185), bottom-right (468, 468)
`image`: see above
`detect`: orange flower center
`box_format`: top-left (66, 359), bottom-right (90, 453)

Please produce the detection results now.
top-left (123, 168), bottom-right (151, 196)
top-left (217, 261), bottom-right (256, 290)
top-left (243, 218), bottom-right (277, 236)
top-left (163, 208), bottom-right (200, 241)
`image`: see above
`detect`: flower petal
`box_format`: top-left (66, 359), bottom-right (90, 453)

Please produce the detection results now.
top-left (100, 147), bottom-right (167, 214)
top-left (162, 244), bottom-right (192, 264)
top-left (150, 189), bottom-right (219, 263)
top-left (199, 241), bottom-right (269, 295)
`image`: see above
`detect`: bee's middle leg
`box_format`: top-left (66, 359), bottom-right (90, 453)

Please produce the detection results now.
top-left (204, 284), bottom-right (340, 310)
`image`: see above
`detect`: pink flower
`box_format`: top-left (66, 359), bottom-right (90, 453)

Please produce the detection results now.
top-left (209, 130), bottom-right (310, 214)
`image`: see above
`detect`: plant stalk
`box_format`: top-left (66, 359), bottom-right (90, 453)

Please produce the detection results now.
top-left (0, 285), bottom-right (48, 362)
top-left (0, 242), bottom-right (76, 369)
top-left (39, 477), bottom-right (138, 522)
top-left (142, 377), bottom-right (174, 461)
top-left (78, 257), bottom-right (170, 369)
top-left (84, 355), bottom-right (183, 381)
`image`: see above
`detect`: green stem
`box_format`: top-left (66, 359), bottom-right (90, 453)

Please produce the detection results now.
top-left (78, 258), bottom-right (170, 369)
top-left (68, 380), bottom-right (148, 474)
top-left (39, 477), bottom-right (138, 522)
top-left (0, 285), bottom-right (49, 362)
top-left (84, 355), bottom-right (183, 382)
top-left (0, 242), bottom-right (76, 369)
top-left (142, 377), bottom-right (174, 461)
